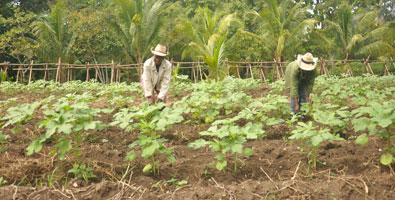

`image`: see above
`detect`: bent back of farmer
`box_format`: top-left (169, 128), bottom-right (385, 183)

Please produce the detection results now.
top-left (285, 53), bottom-right (317, 114)
top-left (141, 44), bottom-right (172, 104)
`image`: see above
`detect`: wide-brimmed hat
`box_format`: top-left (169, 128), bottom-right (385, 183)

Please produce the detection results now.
top-left (297, 53), bottom-right (318, 71)
top-left (151, 44), bottom-right (169, 57)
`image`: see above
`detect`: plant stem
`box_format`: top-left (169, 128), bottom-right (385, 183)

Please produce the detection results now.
top-left (234, 154), bottom-right (237, 173)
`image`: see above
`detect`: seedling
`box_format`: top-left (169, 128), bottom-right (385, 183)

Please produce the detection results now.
top-left (189, 122), bottom-right (264, 173)
top-left (289, 121), bottom-right (344, 170)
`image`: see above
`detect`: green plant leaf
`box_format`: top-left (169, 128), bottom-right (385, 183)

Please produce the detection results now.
top-left (56, 139), bottom-right (72, 160)
top-left (141, 141), bottom-right (160, 158)
top-left (243, 148), bottom-right (254, 156)
top-left (380, 153), bottom-right (393, 166)
top-left (311, 135), bottom-right (323, 147)
top-left (188, 139), bottom-right (207, 149)
top-left (167, 155), bottom-right (176, 163)
top-left (355, 134), bottom-right (369, 146)
top-left (216, 160), bottom-right (227, 171)
top-left (125, 151), bottom-right (137, 162)
top-left (26, 140), bottom-right (42, 156)
top-left (231, 143), bottom-right (243, 154)
top-left (143, 164), bottom-right (152, 173)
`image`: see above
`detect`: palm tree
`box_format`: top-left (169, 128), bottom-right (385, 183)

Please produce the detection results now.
top-left (33, 1), bottom-right (75, 63)
top-left (247, 0), bottom-right (316, 66)
top-left (177, 7), bottom-right (240, 82)
top-left (324, 2), bottom-right (391, 60)
top-left (111, 0), bottom-right (174, 65)
top-left (33, 1), bottom-right (75, 82)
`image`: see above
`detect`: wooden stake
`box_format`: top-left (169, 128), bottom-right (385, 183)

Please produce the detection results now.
top-left (198, 61), bottom-right (203, 81)
top-left (383, 61), bottom-right (391, 75)
top-left (55, 57), bottom-right (61, 82)
top-left (111, 60), bottom-right (115, 84)
top-left (86, 62), bottom-right (90, 81)
top-left (16, 64), bottom-right (21, 83)
top-left (44, 63), bottom-right (48, 81)
top-left (248, 61), bottom-right (254, 79)
top-left (259, 60), bottom-right (266, 82)
top-left (225, 58), bottom-right (229, 76)
top-left (95, 64), bottom-right (98, 81)
top-left (28, 60), bottom-right (33, 84)
top-left (192, 65), bottom-right (197, 83)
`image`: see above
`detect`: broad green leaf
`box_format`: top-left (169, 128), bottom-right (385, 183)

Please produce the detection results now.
top-left (125, 151), bottom-right (137, 162)
top-left (380, 153), bottom-right (393, 166)
top-left (167, 155), bottom-right (176, 163)
top-left (141, 141), bottom-right (160, 158)
top-left (26, 140), bottom-right (42, 156)
top-left (143, 164), bottom-right (152, 173)
top-left (56, 139), bottom-right (72, 160)
top-left (355, 134), bottom-right (369, 146)
top-left (0, 146), bottom-right (8, 153)
top-left (243, 148), bottom-right (254, 156)
top-left (188, 139), bottom-right (207, 149)
top-left (311, 135), bottom-right (323, 147)
top-left (231, 143), bottom-right (243, 154)
top-left (216, 160), bottom-right (227, 171)
top-left (58, 123), bottom-right (73, 134)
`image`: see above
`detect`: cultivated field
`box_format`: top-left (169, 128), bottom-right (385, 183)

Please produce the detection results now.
top-left (0, 75), bottom-right (394, 199)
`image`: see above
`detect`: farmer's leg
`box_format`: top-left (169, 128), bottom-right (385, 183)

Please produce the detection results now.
top-left (298, 84), bottom-right (307, 112)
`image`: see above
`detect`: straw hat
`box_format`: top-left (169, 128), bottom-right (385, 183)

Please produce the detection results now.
top-left (297, 53), bottom-right (318, 71)
top-left (151, 44), bottom-right (169, 57)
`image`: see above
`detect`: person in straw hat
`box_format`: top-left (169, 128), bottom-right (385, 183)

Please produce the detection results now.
top-left (284, 52), bottom-right (318, 114)
top-left (141, 44), bottom-right (172, 104)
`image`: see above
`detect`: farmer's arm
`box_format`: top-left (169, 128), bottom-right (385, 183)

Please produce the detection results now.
top-left (142, 61), bottom-right (153, 99)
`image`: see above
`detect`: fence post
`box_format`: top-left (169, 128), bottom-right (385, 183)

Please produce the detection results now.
top-left (28, 60), bottom-right (33, 84)
top-left (44, 63), bottom-right (48, 81)
top-left (225, 58), bottom-right (229, 76)
top-left (248, 60), bottom-right (254, 79)
top-left (86, 62), bottom-right (90, 81)
top-left (16, 64), bottom-right (21, 83)
top-left (259, 60), bottom-right (266, 82)
top-left (2, 62), bottom-right (8, 82)
top-left (111, 60), bottom-right (115, 84)
top-left (192, 62), bottom-right (197, 83)
top-left (55, 57), bottom-right (61, 82)
top-left (95, 63), bottom-right (98, 81)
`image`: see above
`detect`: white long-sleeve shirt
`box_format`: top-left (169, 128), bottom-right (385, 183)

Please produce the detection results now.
top-left (141, 57), bottom-right (172, 100)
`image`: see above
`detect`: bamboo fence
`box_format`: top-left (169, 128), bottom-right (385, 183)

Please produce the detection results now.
top-left (0, 57), bottom-right (394, 84)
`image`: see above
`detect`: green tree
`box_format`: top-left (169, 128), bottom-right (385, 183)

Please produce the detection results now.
top-left (68, 2), bottom-right (122, 64)
top-left (248, 0), bottom-right (316, 63)
top-left (33, 1), bottom-right (75, 63)
top-left (111, 0), bottom-right (175, 64)
top-left (324, 2), bottom-right (390, 59)
top-left (0, 8), bottom-right (38, 63)
top-left (177, 7), bottom-right (240, 81)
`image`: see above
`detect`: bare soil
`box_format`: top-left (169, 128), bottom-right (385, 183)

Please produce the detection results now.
top-left (0, 86), bottom-right (394, 200)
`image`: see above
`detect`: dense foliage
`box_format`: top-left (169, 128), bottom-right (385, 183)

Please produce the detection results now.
top-left (1, 0), bottom-right (394, 66)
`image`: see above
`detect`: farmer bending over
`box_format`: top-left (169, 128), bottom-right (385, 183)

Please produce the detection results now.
top-left (284, 53), bottom-right (317, 114)
top-left (141, 44), bottom-right (171, 104)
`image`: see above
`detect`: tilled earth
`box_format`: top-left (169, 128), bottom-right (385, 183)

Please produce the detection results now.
top-left (0, 87), bottom-right (394, 200)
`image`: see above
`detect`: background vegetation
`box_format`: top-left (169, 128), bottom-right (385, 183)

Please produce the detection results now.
top-left (0, 0), bottom-right (394, 80)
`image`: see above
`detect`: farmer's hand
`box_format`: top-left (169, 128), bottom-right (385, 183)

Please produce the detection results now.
top-left (306, 97), bottom-right (312, 104)
top-left (145, 96), bottom-right (153, 105)
top-left (294, 98), bottom-right (300, 113)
